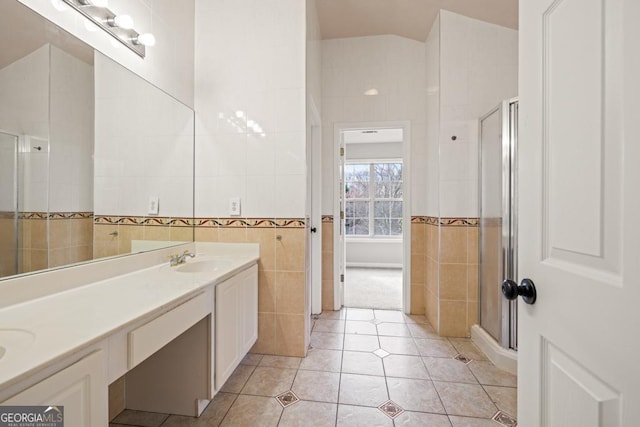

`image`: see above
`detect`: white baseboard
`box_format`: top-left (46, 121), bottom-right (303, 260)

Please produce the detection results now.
top-left (470, 325), bottom-right (517, 375)
top-left (346, 262), bottom-right (403, 269)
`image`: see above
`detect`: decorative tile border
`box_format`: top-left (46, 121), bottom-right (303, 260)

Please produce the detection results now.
top-left (94, 215), bottom-right (194, 227)
top-left (0, 211), bottom-right (16, 220)
top-left (440, 217), bottom-right (479, 227)
top-left (13, 213), bottom-right (480, 227)
top-left (425, 216), bottom-right (439, 225)
top-left (196, 218), bottom-right (306, 228)
top-left (410, 216), bottom-right (480, 227)
top-left (15, 212), bottom-right (94, 220)
top-left (93, 216), bottom-right (307, 228)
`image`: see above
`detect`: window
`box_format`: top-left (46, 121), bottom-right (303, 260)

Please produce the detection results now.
top-left (344, 162), bottom-right (403, 237)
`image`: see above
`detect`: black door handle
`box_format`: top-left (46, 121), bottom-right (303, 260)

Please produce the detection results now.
top-left (502, 278), bottom-right (537, 305)
top-left (310, 227), bottom-right (317, 233)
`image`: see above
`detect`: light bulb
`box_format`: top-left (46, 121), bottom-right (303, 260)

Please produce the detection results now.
top-left (111, 14), bottom-right (134, 29)
top-left (134, 33), bottom-right (156, 47)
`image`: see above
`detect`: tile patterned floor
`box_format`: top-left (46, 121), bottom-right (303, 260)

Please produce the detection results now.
top-left (110, 308), bottom-right (517, 427)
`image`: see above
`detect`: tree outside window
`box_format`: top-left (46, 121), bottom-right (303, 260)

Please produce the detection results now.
top-left (344, 162), bottom-right (403, 237)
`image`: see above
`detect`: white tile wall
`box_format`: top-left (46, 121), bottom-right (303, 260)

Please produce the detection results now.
top-left (321, 35), bottom-right (428, 216)
top-left (94, 53), bottom-right (194, 217)
top-left (194, 0), bottom-right (307, 219)
top-left (431, 11), bottom-right (518, 219)
top-left (0, 45), bottom-right (50, 213)
top-left (49, 46), bottom-right (94, 213)
top-left (0, 45), bottom-right (49, 141)
top-left (17, 0), bottom-right (195, 107)
top-left (425, 17), bottom-right (440, 218)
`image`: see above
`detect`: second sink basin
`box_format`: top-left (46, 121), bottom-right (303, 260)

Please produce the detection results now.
top-left (176, 258), bottom-right (233, 273)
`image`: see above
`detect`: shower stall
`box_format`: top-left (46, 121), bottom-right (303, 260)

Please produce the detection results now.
top-left (0, 131), bottom-right (50, 278)
top-left (478, 99), bottom-right (518, 350)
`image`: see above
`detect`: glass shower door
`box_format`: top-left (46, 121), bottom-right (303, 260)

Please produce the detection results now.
top-left (0, 131), bottom-right (19, 278)
top-left (478, 100), bottom-right (518, 349)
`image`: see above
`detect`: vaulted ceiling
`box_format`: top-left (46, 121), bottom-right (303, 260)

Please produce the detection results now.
top-left (316, 0), bottom-right (518, 42)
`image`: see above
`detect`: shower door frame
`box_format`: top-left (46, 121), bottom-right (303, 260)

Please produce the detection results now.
top-left (0, 129), bottom-right (20, 276)
top-left (478, 98), bottom-right (519, 350)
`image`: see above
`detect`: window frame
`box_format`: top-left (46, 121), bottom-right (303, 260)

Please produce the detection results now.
top-left (344, 159), bottom-right (403, 239)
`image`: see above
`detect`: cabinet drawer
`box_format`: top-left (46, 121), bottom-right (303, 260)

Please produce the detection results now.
top-left (128, 292), bottom-right (210, 369)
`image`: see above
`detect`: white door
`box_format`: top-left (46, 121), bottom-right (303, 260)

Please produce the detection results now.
top-left (333, 132), bottom-right (346, 309)
top-left (518, 0), bottom-right (639, 425)
top-left (309, 101), bottom-right (322, 315)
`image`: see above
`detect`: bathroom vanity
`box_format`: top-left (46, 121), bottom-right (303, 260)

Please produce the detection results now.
top-left (0, 242), bottom-right (258, 427)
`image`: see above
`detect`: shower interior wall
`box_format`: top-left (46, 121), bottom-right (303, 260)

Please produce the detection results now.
top-left (421, 11), bottom-right (518, 337)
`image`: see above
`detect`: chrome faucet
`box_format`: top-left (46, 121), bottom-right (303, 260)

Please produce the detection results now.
top-left (169, 250), bottom-right (195, 266)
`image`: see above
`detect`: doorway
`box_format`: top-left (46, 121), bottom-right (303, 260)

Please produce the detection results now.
top-left (333, 123), bottom-right (411, 312)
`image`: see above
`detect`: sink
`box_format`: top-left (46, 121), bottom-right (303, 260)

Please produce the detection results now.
top-left (0, 329), bottom-right (36, 360)
top-left (176, 258), bottom-right (233, 273)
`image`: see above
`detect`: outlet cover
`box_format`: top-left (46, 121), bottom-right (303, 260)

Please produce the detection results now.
top-left (148, 196), bottom-right (159, 215)
top-left (229, 197), bottom-right (241, 216)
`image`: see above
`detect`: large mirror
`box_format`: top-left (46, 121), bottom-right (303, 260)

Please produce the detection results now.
top-left (0, 0), bottom-right (194, 280)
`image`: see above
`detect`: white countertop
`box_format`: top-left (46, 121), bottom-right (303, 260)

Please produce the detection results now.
top-left (0, 242), bottom-right (259, 391)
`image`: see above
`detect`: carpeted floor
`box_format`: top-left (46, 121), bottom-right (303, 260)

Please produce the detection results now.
top-left (344, 267), bottom-right (403, 310)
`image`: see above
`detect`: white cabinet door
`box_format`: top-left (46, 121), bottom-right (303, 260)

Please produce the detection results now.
top-left (215, 265), bottom-right (258, 391)
top-left (519, 0), bottom-right (639, 425)
top-left (240, 265), bottom-right (258, 355)
top-left (215, 275), bottom-right (240, 391)
top-left (4, 351), bottom-right (107, 427)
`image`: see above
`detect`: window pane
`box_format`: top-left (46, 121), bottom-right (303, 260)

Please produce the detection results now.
top-left (374, 181), bottom-right (403, 198)
top-left (374, 218), bottom-right (402, 236)
top-left (374, 201), bottom-right (402, 217)
top-left (346, 218), bottom-right (369, 235)
top-left (374, 163), bottom-right (402, 198)
top-left (346, 200), bottom-right (369, 217)
top-left (374, 163), bottom-right (403, 181)
top-left (345, 164), bottom-right (370, 198)
top-left (345, 181), bottom-right (369, 198)
top-left (345, 164), bottom-right (370, 181)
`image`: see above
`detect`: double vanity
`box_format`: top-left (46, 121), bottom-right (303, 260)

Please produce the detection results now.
top-left (0, 242), bottom-right (258, 426)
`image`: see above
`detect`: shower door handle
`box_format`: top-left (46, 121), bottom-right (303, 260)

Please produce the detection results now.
top-left (502, 278), bottom-right (537, 305)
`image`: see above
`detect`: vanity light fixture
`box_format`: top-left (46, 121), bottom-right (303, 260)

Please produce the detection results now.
top-left (134, 33), bottom-right (156, 47)
top-left (62, 0), bottom-right (154, 58)
top-left (107, 14), bottom-right (134, 30)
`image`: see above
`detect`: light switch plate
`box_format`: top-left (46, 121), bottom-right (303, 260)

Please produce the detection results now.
top-left (229, 197), bottom-right (241, 216)
top-left (148, 196), bottom-right (159, 215)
